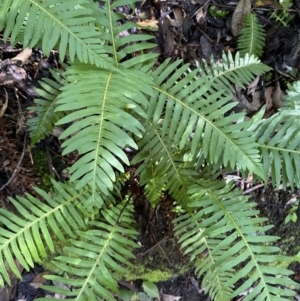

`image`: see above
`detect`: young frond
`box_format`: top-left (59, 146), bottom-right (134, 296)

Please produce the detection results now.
top-left (39, 200), bottom-right (138, 301)
top-left (270, 9), bottom-right (295, 27)
top-left (0, 0), bottom-right (111, 68)
top-left (238, 13), bottom-right (266, 57)
top-left (55, 62), bottom-right (153, 209)
top-left (132, 121), bottom-right (197, 207)
top-left (148, 59), bottom-right (265, 179)
top-left (27, 69), bottom-right (65, 146)
top-left (174, 179), bottom-right (296, 301)
top-left (0, 180), bottom-right (90, 287)
top-left (198, 51), bottom-right (271, 93)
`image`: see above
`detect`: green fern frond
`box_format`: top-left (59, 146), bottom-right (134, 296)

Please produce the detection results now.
top-left (284, 81), bottom-right (300, 108)
top-left (55, 62), bottom-right (154, 209)
top-left (132, 120), bottom-right (197, 207)
top-left (270, 9), bottom-right (294, 27)
top-left (0, 180), bottom-right (90, 287)
top-left (238, 13), bottom-right (266, 57)
top-left (255, 110), bottom-right (300, 189)
top-left (92, 0), bottom-right (157, 68)
top-left (145, 58), bottom-right (265, 179)
top-left (198, 52), bottom-right (271, 93)
top-left (27, 69), bottom-right (65, 146)
top-left (39, 200), bottom-right (138, 301)
top-left (174, 209), bottom-right (234, 301)
top-left (174, 179), bottom-right (296, 301)
top-left (0, 0), bottom-right (112, 68)
top-left (144, 168), bottom-right (166, 206)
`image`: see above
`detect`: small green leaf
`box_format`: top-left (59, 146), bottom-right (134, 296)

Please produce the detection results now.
top-left (142, 281), bottom-right (160, 299)
top-left (137, 292), bottom-right (153, 301)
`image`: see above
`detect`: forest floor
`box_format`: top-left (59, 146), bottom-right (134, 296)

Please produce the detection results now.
top-left (1, 0), bottom-right (300, 300)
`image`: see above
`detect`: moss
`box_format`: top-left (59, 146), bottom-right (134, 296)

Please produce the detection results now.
top-left (114, 236), bottom-right (194, 282)
top-left (32, 150), bottom-right (55, 192)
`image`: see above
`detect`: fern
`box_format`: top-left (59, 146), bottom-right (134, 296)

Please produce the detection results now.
top-left (27, 69), bottom-right (65, 145)
top-left (198, 52), bottom-right (270, 93)
top-left (55, 62), bottom-right (153, 209)
top-left (0, 0), bottom-right (298, 300)
top-left (174, 178), bottom-right (295, 301)
top-left (39, 199), bottom-right (138, 301)
top-left (134, 57), bottom-right (269, 190)
top-left (249, 82), bottom-right (300, 189)
top-left (0, 0), bottom-right (114, 68)
top-left (237, 13), bottom-right (266, 57)
top-left (0, 180), bottom-right (90, 287)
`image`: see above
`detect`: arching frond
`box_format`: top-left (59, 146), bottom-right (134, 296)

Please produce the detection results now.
top-left (40, 200), bottom-right (138, 301)
top-left (198, 52), bottom-right (271, 93)
top-left (27, 69), bottom-right (65, 145)
top-left (0, 0), bottom-right (112, 68)
top-left (146, 58), bottom-right (265, 179)
top-left (174, 179), bottom-right (296, 301)
top-left (238, 13), bottom-right (266, 57)
top-left (55, 62), bottom-right (153, 209)
top-left (0, 180), bottom-right (90, 287)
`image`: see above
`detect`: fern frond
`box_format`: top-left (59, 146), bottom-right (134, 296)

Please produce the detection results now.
top-left (174, 208), bottom-right (234, 301)
top-left (0, 0), bottom-right (111, 68)
top-left (55, 62), bottom-right (153, 209)
top-left (198, 51), bottom-right (271, 93)
top-left (27, 69), bottom-right (65, 146)
top-left (0, 180), bottom-right (90, 287)
top-left (174, 179), bottom-right (296, 301)
top-left (92, 0), bottom-right (157, 69)
top-left (144, 167), bottom-right (166, 206)
top-left (270, 9), bottom-right (294, 27)
top-left (132, 120), bottom-right (198, 207)
top-left (238, 13), bottom-right (266, 57)
top-left (144, 58), bottom-right (265, 179)
top-left (284, 81), bottom-right (300, 108)
top-left (39, 200), bottom-right (138, 301)
top-left (255, 110), bottom-right (300, 189)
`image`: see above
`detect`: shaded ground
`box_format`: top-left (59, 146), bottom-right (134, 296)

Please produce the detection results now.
top-left (2, 0), bottom-right (300, 300)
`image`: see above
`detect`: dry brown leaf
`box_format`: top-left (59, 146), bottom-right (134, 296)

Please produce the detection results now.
top-left (265, 86), bottom-right (274, 111)
top-left (162, 294), bottom-right (182, 301)
top-left (136, 20), bottom-right (158, 31)
top-left (231, 0), bottom-right (252, 37)
top-left (247, 76), bottom-right (260, 96)
top-left (272, 81), bottom-right (283, 109)
top-left (172, 7), bottom-right (184, 27)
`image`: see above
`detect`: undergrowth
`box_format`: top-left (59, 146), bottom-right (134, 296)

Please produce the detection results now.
top-left (0, 0), bottom-right (300, 300)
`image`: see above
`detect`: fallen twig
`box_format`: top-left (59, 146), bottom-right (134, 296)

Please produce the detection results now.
top-left (0, 135), bottom-right (27, 191)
